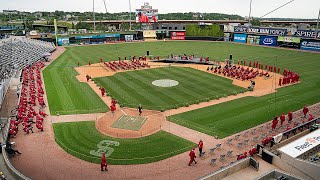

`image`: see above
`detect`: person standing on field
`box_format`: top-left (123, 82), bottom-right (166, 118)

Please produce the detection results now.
top-left (198, 140), bottom-right (205, 157)
top-left (138, 104), bottom-right (142, 116)
top-left (188, 148), bottom-right (197, 166)
top-left (100, 153), bottom-right (108, 171)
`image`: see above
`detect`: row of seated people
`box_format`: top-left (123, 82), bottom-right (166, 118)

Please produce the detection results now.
top-left (9, 62), bottom-right (47, 137)
top-left (236, 60), bottom-right (299, 80)
top-left (279, 71), bottom-right (300, 86)
top-left (104, 60), bottom-right (150, 71)
top-left (209, 65), bottom-right (270, 81)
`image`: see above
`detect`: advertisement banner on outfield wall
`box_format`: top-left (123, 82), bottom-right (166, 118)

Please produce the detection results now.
top-left (260, 36), bottom-right (277, 46)
top-left (233, 34), bottom-right (247, 43)
top-left (300, 39), bottom-right (320, 52)
top-left (234, 26), bottom-right (287, 36)
top-left (277, 36), bottom-right (301, 43)
top-left (171, 32), bottom-right (186, 40)
top-left (57, 38), bottom-right (70, 46)
top-left (247, 35), bottom-right (260, 44)
top-left (293, 30), bottom-right (320, 39)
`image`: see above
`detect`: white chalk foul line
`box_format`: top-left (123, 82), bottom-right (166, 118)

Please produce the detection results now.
top-left (121, 109), bottom-right (127, 115)
top-left (141, 117), bottom-right (147, 124)
top-left (126, 116), bottom-right (133, 122)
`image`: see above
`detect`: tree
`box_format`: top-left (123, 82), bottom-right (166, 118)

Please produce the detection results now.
top-left (251, 18), bottom-right (261, 26)
top-left (71, 22), bottom-right (75, 29)
top-left (75, 21), bottom-right (91, 30)
top-left (25, 19), bottom-right (34, 30)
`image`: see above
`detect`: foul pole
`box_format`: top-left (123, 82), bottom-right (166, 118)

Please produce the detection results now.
top-left (93, 0), bottom-right (96, 31)
top-left (129, 0), bottom-right (132, 31)
top-left (316, 8), bottom-right (320, 39)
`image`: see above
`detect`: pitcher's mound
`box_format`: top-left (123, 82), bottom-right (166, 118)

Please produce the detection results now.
top-left (96, 108), bottom-right (165, 138)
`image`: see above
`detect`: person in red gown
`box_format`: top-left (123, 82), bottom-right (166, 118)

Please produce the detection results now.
top-left (188, 148), bottom-right (197, 166)
top-left (303, 105), bottom-right (309, 118)
top-left (101, 153), bottom-right (108, 171)
top-left (288, 111), bottom-right (293, 123)
top-left (280, 113), bottom-right (286, 126)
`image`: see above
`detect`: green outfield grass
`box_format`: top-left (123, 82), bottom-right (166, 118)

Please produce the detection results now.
top-left (93, 67), bottom-right (244, 110)
top-left (53, 121), bottom-right (195, 165)
top-left (44, 42), bottom-right (320, 138)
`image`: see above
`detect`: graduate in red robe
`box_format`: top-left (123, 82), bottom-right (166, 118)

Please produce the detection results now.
top-left (280, 113), bottom-right (286, 126)
top-left (278, 78), bottom-right (282, 86)
top-left (303, 105), bottom-right (309, 117)
top-left (101, 153), bottom-right (108, 171)
top-left (100, 87), bottom-right (105, 97)
top-left (188, 148), bottom-right (197, 166)
top-left (288, 111), bottom-right (293, 123)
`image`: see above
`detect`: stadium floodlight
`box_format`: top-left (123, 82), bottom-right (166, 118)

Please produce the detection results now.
top-left (93, 0), bottom-right (96, 31)
top-left (129, 0), bottom-right (132, 31)
top-left (248, 0), bottom-right (252, 24)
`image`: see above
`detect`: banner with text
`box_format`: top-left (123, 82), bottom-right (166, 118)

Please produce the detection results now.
top-left (233, 34), bottom-right (247, 43)
top-left (260, 36), bottom-right (277, 46)
top-left (171, 32), bottom-right (186, 40)
top-left (247, 35), bottom-right (260, 44)
top-left (300, 39), bottom-right (320, 52)
top-left (57, 38), bottom-right (70, 46)
top-left (293, 30), bottom-right (320, 39)
top-left (277, 36), bottom-right (301, 43)
top-left (234, 26), bottom-right (288, 36)
top-left (75, 34), bottom-right (120, 40)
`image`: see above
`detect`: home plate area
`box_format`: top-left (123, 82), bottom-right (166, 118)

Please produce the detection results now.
top-left (111, 115), bottom-right (147, 131)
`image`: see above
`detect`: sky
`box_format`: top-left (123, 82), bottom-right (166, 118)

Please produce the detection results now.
top-left (1, 0), bottom-right (320, 19)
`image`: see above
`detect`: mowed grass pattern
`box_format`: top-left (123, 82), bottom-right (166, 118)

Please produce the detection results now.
top-left (94, 67), bottom-right (244, 110)
top-left (44, 42), bottom-right (320, 137)
top-left (53, 121), bottom-right (195, 165)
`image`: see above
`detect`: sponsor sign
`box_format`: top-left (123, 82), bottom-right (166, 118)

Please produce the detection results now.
top-left (233, 33), bottom-right (247, 43)
top-left (224, 25), bottom-right (234, 33)
top-left (247, 35), bottom-right (260, 44)
top-left (75, 34), bottom-right (120, 39)
top-left (234, 26), bottom-right (288, 36)
top-left (125, 35), bottom-right (134, 42)
top-left (278, 129), bottom-right (320, 158)
top-left (260, 36), bottom-right (277, 46)
top-left (143, 30), bottom-right (157, 38)
top-left (57, 38), bottom-right (70, 46)
top-left (278, 36), bottom-right (301, 43)
top-left (300, 39), bottom-right (320, 52)
top-left (294, 30), bottom-right (320, 38)
top-left (224, 33), bottom-right (230, 42)
top-left (171, 32), bottom-right (186, 40)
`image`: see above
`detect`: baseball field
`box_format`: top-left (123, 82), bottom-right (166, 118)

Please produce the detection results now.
top-left (43, 41), bottom-right (320, 164)
top-left (53, 121), bottom-right (195, 165)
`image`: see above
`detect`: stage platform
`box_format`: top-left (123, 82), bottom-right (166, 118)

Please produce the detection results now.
top-left (150, 58), bottom-right (214, 65)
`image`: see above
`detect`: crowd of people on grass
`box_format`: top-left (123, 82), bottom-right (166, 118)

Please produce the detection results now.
top-left (9, 62), bottom-right (47, 138)
top-left (103, 59), bottom-right (150, 72)
top-left (208, 59), bottom-right (300, 83)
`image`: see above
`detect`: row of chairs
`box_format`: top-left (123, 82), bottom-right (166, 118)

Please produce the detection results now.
top-left (0, 37), bottom-right (55, 70)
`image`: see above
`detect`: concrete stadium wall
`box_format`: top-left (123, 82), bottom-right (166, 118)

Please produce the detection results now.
top-left (199, 157), bottom-right (251, 180)
top-left (1, 118), bottom-right (31, 180)
top-left (272, 154), bottom-right (315, 180)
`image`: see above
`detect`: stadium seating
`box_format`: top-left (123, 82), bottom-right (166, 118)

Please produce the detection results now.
top-left (0, 37), bottom-right (55, 71)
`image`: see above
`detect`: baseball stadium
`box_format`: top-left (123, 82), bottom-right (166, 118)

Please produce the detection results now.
top-left (1, 1), bottom-right (320, 180)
